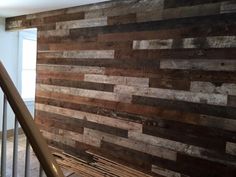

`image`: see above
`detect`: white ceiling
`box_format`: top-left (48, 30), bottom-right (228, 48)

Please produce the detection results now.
top-left (0, 0), bottom-right (110, 17)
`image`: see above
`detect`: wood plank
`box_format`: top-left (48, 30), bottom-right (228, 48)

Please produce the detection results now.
top-left (176, 154), bottom-right (236, 177)
top-left (114, 85), bottom-right (228, 106)
top-left (37, 64), bottom-right (106, 74)
top-left (164, 0), bottom-right (225, 9)
top-left (228, 95), bottom-right (236, 107)
top-left (142, 120), bottom-right (228, 152)
top-left (226, 142), bottom-right (236, 155)
top-left (190, 81), bottom-right (236, 95)
top-left (44, 12), bottom-right (85, 23)
top-left (70, 13), bottom-right (236, 39)
top-left (160, 59), bottom-right (236, 71)
top-left (163, 2), bottom-right (220, 19)
top-left (56, 17), bottom-right (107, 29)
top-left (149, 78), bottom-right (190, 90)
top-left (37, 84), bottom-right (132, 103)
top-left (36, 78), bottom-right (114, 92)
top-left (98, 24), bottom-right (236, 42)
top-left (115, 48), bottom-right (236, 60)
top-left (85, 128), bottom-right (177, 161)
top-left (36, 103), bottom-right (143, 133)
top-left (128, 131), bottom-right (207, 158)
top-left (221, 1), bottom-right (236, 13)
top-left (36, 71), bottom-right (84, 81)
top-left (84, 0), bottom-right (164, 19)
top-left (36, 109), bottom-right (128, 138)
top-left (107, 13), bottom-right (136, 25)
top-left (84, 74), bottom-right (149, 87)
top-left (38, 50), bottom-right (115, 59)
top-left (132, 96), bottom-right (236, 119)
top-left (133, 36), bottom-right (236, 49)
top-left (151, 165), bottom-right (185, 177)
top-left (38, 41), bottom-right (132, 51)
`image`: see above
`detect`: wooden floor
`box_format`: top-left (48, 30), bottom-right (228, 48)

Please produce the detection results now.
top-left (53, 149), bottom-right (152, 177)
top-left (4, 135), bottom-right (151, 177)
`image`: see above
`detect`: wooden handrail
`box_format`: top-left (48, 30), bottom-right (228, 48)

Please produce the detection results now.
top-left (0, 61), bottom-right (64, 177)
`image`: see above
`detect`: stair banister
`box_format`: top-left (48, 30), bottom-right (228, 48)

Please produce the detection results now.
top-left (0, 61), bottom-right (64, 177)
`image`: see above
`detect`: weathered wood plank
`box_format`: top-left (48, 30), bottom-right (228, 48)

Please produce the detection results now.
top-left (176, 154), bottom-right (236, 177)
top-left (38, 41), bottom-right (132, 51)
top-left (221, 1), bottom-right (236, 13)
top-left (114, 85), bottom-right (228, 106)
top-left (143, 120), bottom-right (228, 152)
top-left (5, 0), bottom-right (236, 175)
top-left (37, 70), bottom-right (84, 81)
top-left (226, 142), bottom-right (236, 156)
top-left (160, 59), bottom-right (236, 71)
top-left (36, 110), bottom-right (128, 138)
top-left (36, 78), bottom-right (114, 92)
top-left (107, 13), bottom-right (136, 25)
top-left (37, 64), bottom-right (106, 74)
top-left (163, 2), bottom-right (221, 19)
top-left (98, 24), bottom-right (236, 42)
top-left (37, 84), bottom-right (132, 103)
top-left (38, 50), bottom-right (115, 59)
top-left (149, 78), bottom-right (190, 90)
top-left (84, 74), bottom-right (149, 87)
top-left (85, 128), bottom-right (177, 161)
top-left (132, 96), bottom-right (236, 119)
top-left (164, 0), bottom-right (225, 9)
top-left (36, 103), bottom-right (143, 133)
top-left (84, 0), bottom-right (164, 19)
top-left (151, 165), bottom-right (184, 177)
top-left (128, 131), bottom-right (207, 157)
top-left (56, 17), bottom-right (107, 29)
top-left (228, 95), bottom-right (236, 107)
top-left (133, 36), bottom-right (236, 49)
top-left (190, 81), bottom-right (236, 95)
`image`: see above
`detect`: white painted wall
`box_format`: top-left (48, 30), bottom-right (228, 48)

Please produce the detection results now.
top-left (0, 18), bottom-right (35, 132)
top-left (0, 17), bottom-right (19, 130)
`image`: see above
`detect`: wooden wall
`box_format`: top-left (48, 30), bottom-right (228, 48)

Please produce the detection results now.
top-left (6, 0), bottom-right (236, 176)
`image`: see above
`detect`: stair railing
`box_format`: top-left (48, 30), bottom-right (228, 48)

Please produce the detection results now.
top-left (0, 61), bottom-right (64, 177)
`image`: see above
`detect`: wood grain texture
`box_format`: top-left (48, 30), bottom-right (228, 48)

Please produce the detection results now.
top-left (6, 0), bottom-right (236, 176)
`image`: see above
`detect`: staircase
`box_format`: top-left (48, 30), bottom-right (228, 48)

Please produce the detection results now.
top-left (0, 61), bottom-right (65, 177)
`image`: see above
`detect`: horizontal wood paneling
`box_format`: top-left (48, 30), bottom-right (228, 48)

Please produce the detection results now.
top-left (6, 0), bottom-right (236, 176)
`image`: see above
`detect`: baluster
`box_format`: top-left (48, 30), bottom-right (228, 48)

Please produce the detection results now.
top-left (1, 95), bottom-right (7, 177)
top-left (12, 117), bottom-right (18, 177)
top-left (25, 139), bottom-right (30, 177)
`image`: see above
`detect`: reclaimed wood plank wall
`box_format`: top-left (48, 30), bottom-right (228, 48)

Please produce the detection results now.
top-left (6, 0), bottom-right (236, 176)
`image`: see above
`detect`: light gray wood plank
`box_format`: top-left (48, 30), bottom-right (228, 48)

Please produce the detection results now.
top-left (84, 74), bottom-right (149, 87)
top-left (160, 59), bottom-right (236, 71)
top-left (37, 64), bottom-right (105, 74)
top-left (133, 36), bottom-right (236, 49)
top-left (133, 39), bottom-right (173, 49)
top-left (114, 85), bottom-right (228, 106)
top-left (221, 1), bottom-right (236, 13)
top-left (38, 50), bottom-right (115, 59)
top-left (37, 84), bottom-right (132, 103)
top-left (226, 142), bottom-right (236, 156)
top-left (190, 81), bottom-right (236, 96)
top-left (56, 17), bottom-right (107, 29)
